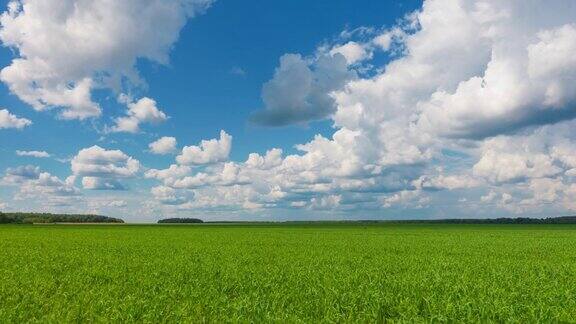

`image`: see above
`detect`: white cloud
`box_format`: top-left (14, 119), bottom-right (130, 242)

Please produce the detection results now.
top-left (145, 164), bottom-right (191, 185)
top-left (111, 96), bottom-right (168, 133)
top-left (473, 123), bottom-right (575, 184)
top-left (382, 190), bottom-right (429, 209)
top-left (250, 53), bottom-right (356, 126)
top-left (245, 149), bottom-right (283, 170)
top-left (309, 195), bottom-right (341, 210)
top-left (3, 165), bottom-right (81, 206)
top-left (0, 0), bottom-right (213, 119)
top-left (414, 173), bottom-right (481, 191)
top-left (2, 165), bottom-right (40, 184)
top-left (0, 109), bottom-right (31, 129)
top-left (151, 185), bottom-right (193, 205)
top-left (149, 136), bottom-right (177, 155)
top-left (176, 130), bottom-right (232, 165)
top-left (329, 41), bottom-right (372, 64)
top-left (480, 190), bottom-right (497, 203)
top-left (16, 150), bottom-right (50, 158)
top-left (71, 145), bottom-right (139, 190)
top-left (81, 177), bottom-right (126, 191)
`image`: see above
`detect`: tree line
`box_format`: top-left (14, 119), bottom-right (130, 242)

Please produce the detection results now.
top-left (0, 212), bottom-right (124, 224)
top-left (158, 218), bottom-right (203, 224)
top-left (397, 216), bottom-right (576, 224)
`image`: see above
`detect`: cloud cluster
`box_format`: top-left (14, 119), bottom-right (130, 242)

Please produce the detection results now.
top-left (5, 0), bottom-right (576, 219)
top-left (3, 165), bottom-right (81, 206)
top-left (0, 0), bottom-right (213, 119)
top-left (71, 146), bottom-right (140, 190)
top-left (145, 0), bottom-right (576, 217)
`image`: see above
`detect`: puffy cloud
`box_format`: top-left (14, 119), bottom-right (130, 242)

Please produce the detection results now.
top-left (329, 41), bottom-right (372, 64)
top-left (145, 164), bottom-right (192, 185)
top-left (245, 149), bottom-right (283, 170)
top-left (415, 5), bottom-right (576, 139)
top-left (71, 145), bottom-right (139, 190)
top-left (81, 177), bottom-right (126, 190)
top-left (2, 165), bottom-right (40, 184)
top-left (149, 136), bottom-right (177, 155)
top-left (111, 96), bottom-right (168, 133)
top-left (382, 190), bottom-right (430, 209)
top-left (3, 165), bottom-right (81, 206)
top-left (473, 123), bottom-right (575, 184)
top-left (16, 150), bottom-right (50, 158)
top-left (0, 0), bottom-right (213, 119)
top-left (0, 109), bottom-right (31, 129)
top-left (473, 149), bottom-right (561, 184)
top-left (176, 130), bottom-right (232, 165)
top-left (372, 27), bottom-right (407, 51)
top-left (19, 171), bottom-right (80, 198)
top-left (414, 173), bottom-right (481, 191)
top-left (250, 53), bottom-right (356, 126)
top-left (151, 186), bottom-right (193, 205)
top-left (169, 163), bottom-right (250, 189)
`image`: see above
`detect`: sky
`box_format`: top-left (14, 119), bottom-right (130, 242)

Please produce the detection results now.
top-left (1, 0), bottom-right (576, 222)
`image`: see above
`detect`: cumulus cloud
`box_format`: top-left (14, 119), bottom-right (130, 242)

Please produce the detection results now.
top-left (329, 41), bottom-right (372, 65)
top-left (3, 165), bottom-right (81, 206)
top-left (71, 145), bottom-right (140, 190)
top-left (151, 185), bottom-right (193, 205)
top-left (0, 0), bottom-right (213, 119)
top-left (149, 136), bottom-right (177, 155)
top-left (145, 164), bottom-right (192, 185)
top-left (176, 130), bottom-right (232, 165)
top-left (16, 150), bottom-right (50, 158)
top-left (414, 3), bottom-right (576, 139)
top-left (473, 122), bottom-right (576, 184)
top-left (382, 190), bottom-right (430, 209)
top-left (0, 109), bottom-right (31, 129)
top-left (2, 165), bottom-right (40, 184)
top-left (250, 53), bottom-right (356, 126)
top-left (81, 177), bottom-right (126, 191)
top-left (111, 96), bottom-right (168, 133)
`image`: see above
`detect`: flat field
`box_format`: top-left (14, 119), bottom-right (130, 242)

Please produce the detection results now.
top-left (1, 223), bottom-right (576, 322)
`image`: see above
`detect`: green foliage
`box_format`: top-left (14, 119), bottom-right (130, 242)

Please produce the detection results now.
top-left (1, 223), bottom-right (576, 322)
top-left (158, 218), bottom-right (203, 224)
top-left (0, 212), bottom-right (123, 224)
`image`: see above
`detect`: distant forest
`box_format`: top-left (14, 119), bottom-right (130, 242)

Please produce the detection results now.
top-left (0, 212), bottom-right (124, 224)
top-left (158, 218), bottom-right (204, 224)
top-left (395, 216), bottom-right (576, 224)
top-left (156, 216), bottom-right (576, 225)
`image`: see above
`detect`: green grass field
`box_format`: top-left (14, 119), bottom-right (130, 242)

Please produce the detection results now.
top-left (2, 223), bottom-right (576, 322)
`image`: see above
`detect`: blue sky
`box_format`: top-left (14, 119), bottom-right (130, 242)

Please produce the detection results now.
top-left (1, 0), bottom-right (576, 222)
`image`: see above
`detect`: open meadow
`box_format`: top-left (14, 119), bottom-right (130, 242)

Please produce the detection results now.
top-left (1, 223), bottom-right (576, 322)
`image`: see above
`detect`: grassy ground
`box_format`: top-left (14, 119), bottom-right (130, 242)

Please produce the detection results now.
top-left (1, 223), bottom-right (576, 322)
